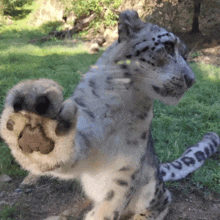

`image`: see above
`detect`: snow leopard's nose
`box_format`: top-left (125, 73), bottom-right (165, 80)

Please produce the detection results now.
top-left (182, 66), bottom-right (196, 88)
top-left (184, 74), bottom-right (196, 88)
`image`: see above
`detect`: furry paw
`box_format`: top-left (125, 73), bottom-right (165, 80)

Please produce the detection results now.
top-left (0, 79), bottom-right (76, 174)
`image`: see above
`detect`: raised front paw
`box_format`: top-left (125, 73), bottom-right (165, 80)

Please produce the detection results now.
top-left (0, 79), bottom-right (76, 174)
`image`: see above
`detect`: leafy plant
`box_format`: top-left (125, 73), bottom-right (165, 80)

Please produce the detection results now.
top-left (65, 0), bottom-right (121, 27)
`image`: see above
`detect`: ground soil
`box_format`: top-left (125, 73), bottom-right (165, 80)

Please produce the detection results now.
top-left (1, 175), bottom-right (220, 220)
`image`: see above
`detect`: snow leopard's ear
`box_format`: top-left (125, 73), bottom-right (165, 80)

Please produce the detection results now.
top-left (118, 10), bottom-right (145, 43)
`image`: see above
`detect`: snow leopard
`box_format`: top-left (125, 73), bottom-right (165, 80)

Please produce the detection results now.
top-left (1, 10), bottom-right (219, 220)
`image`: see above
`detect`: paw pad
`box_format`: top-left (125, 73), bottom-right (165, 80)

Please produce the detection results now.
top-left (18, 124), bottom-right (55, 154)
top-left (6, 119), bottom-right (14, 131)
top-left (35, 95), bottom-right (50, 115)
top-left (13, 96), bottom-right (25, 112)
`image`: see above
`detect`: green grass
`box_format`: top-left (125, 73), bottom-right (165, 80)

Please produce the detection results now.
top-left (0, 204), bottom-right (19, 220)
top-left (152, 63), bottom-right (220, 191)
top-left (0, 12), bottom-right (103, 176)
top-left (0, 0), bottom-right (220, 195)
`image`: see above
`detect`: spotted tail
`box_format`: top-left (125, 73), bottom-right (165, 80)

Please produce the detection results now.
top-left (159, 132), bottom-right (220, 182)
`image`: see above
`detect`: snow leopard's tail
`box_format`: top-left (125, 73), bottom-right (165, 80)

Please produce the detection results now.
top-left (159, 132), bottom-right (220, 182)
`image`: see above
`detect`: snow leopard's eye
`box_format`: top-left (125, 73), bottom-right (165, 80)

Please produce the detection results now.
top-left (163, 41), bottom-right (175, 57)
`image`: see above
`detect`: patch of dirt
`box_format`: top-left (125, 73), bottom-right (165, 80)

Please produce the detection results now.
top-left (1, 176), bottom-right (220, 220)
top-left (176, 30), bottom-right (220, 67)
top-left (165, 184), bottom-right (220, 220)
top-left (0, 176), bottom-right (85, 220)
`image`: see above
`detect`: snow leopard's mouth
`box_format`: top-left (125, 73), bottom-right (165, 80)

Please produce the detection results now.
top-left (152, 85), bottom-right (185, 98)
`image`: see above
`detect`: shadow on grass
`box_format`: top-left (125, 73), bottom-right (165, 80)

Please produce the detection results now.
top-left (0, 21), bottom-right (71, 50)
top-left (4, 9), bottom-right (32, 20)
top-left (40, 21), bottom-right (64, 33)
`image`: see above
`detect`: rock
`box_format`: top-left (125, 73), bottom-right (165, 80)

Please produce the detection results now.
top-left (89, 42), bottom-right (99, 54)
top-left (12, 188), bottom-right (23, 196)
top-left (15, 188), bottom-right (22, 193)
top-left (44, 216), bottom-right (60, 220)
top-left (0, 191), bottom-right (6, 198)
top-left (24, 188), bottom-right (33, 194)
top-left (0, 174), bottom-right (12, 183)
top-left (60, 210), bottom-right (71, 217)
top-left (58, 209), bottom-right (72, 220)
top-left (21, 173), bottom-right (40, 186)
top-left (103, 28), bottom-right (118, 46)
top-left (0, 200), bottom-right (8, 206)
top-left (95, 35), bottom-right (106, 46)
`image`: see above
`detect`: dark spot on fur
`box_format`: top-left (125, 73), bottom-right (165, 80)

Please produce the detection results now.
top-left (157, 190), bottom-right (163, 199)
top-left (160, 170), bottom-right (166, 176)
top-left (163, 197), bottom-right (170, 206)
top-left (113, 211), bottom-right (119, 220)
top-left (115, 179), bottom-right (128, 187)
top-left (131, 170), bottom-right (139, 180)
top-left (131, 174), bottom-right (135, 180)
top-left (155, 42), bottom-right (159, 46)
top-left (77, 131), bottom-right (91, 148)
top-left (211, 138), bottom-right (218, 147)
top-left (118, 166), bottom-right (130, 171)
top-left (92, 89), bottom-right (100, 98)
top-left (140, 58), bottom-right (146, 62)
top-left (151, 47), bottom-right (155, 50)
top-left (163, 164), bottom-right (170, 170)
top-left (120, 64), bottom-right (127, 69)
top-left (140, 131), bottom-right (147, 140)
top-left (83, 109), bottom-right (95, 119)
top-left (55, 119), bottom-right (72, 136)
top-left (171, 173), bottom-right (175, 178)
top-left (209, 143), bottom-right (215, 153)
top-left (127, 140), bottom-right (138, 145)
top-left (106, 76), bottom-right (113, 84)
top-left (74, 98), bottom-right (86, 107)
top-left (89, 80), bottom-right (96, 88)
top-left (183, 149), bottom-right (192, 155)
top-left (181, 156), bottom-right (196, 166)
top-left (152, 38), bottom-right (155, 41)
top-left (124, 72), bottom-right (132, 78)
top-left (137, 112), bottom-right (147, 120)
top-left (126, 54), bottom-right (132, 59)
top-left (135, 50), bottom-right (141, 56)
top-left (171, 161), bottom-right (182, 170)
top-left (204, 147), bottom-right (210, 158)
top-left (150, 198), bottom-right (156, 205)
top-left (141, 46), bottom-right (149, 53)
top-left (194, 151), bottom-right (206, 162)
top-left (153, 85), bottom-right (160, 94)
top-left (105, 190), bottom-right (115, 201)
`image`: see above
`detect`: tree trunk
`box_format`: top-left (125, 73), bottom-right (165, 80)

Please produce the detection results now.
top-left (191, 0), bottom-right (203, 34)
